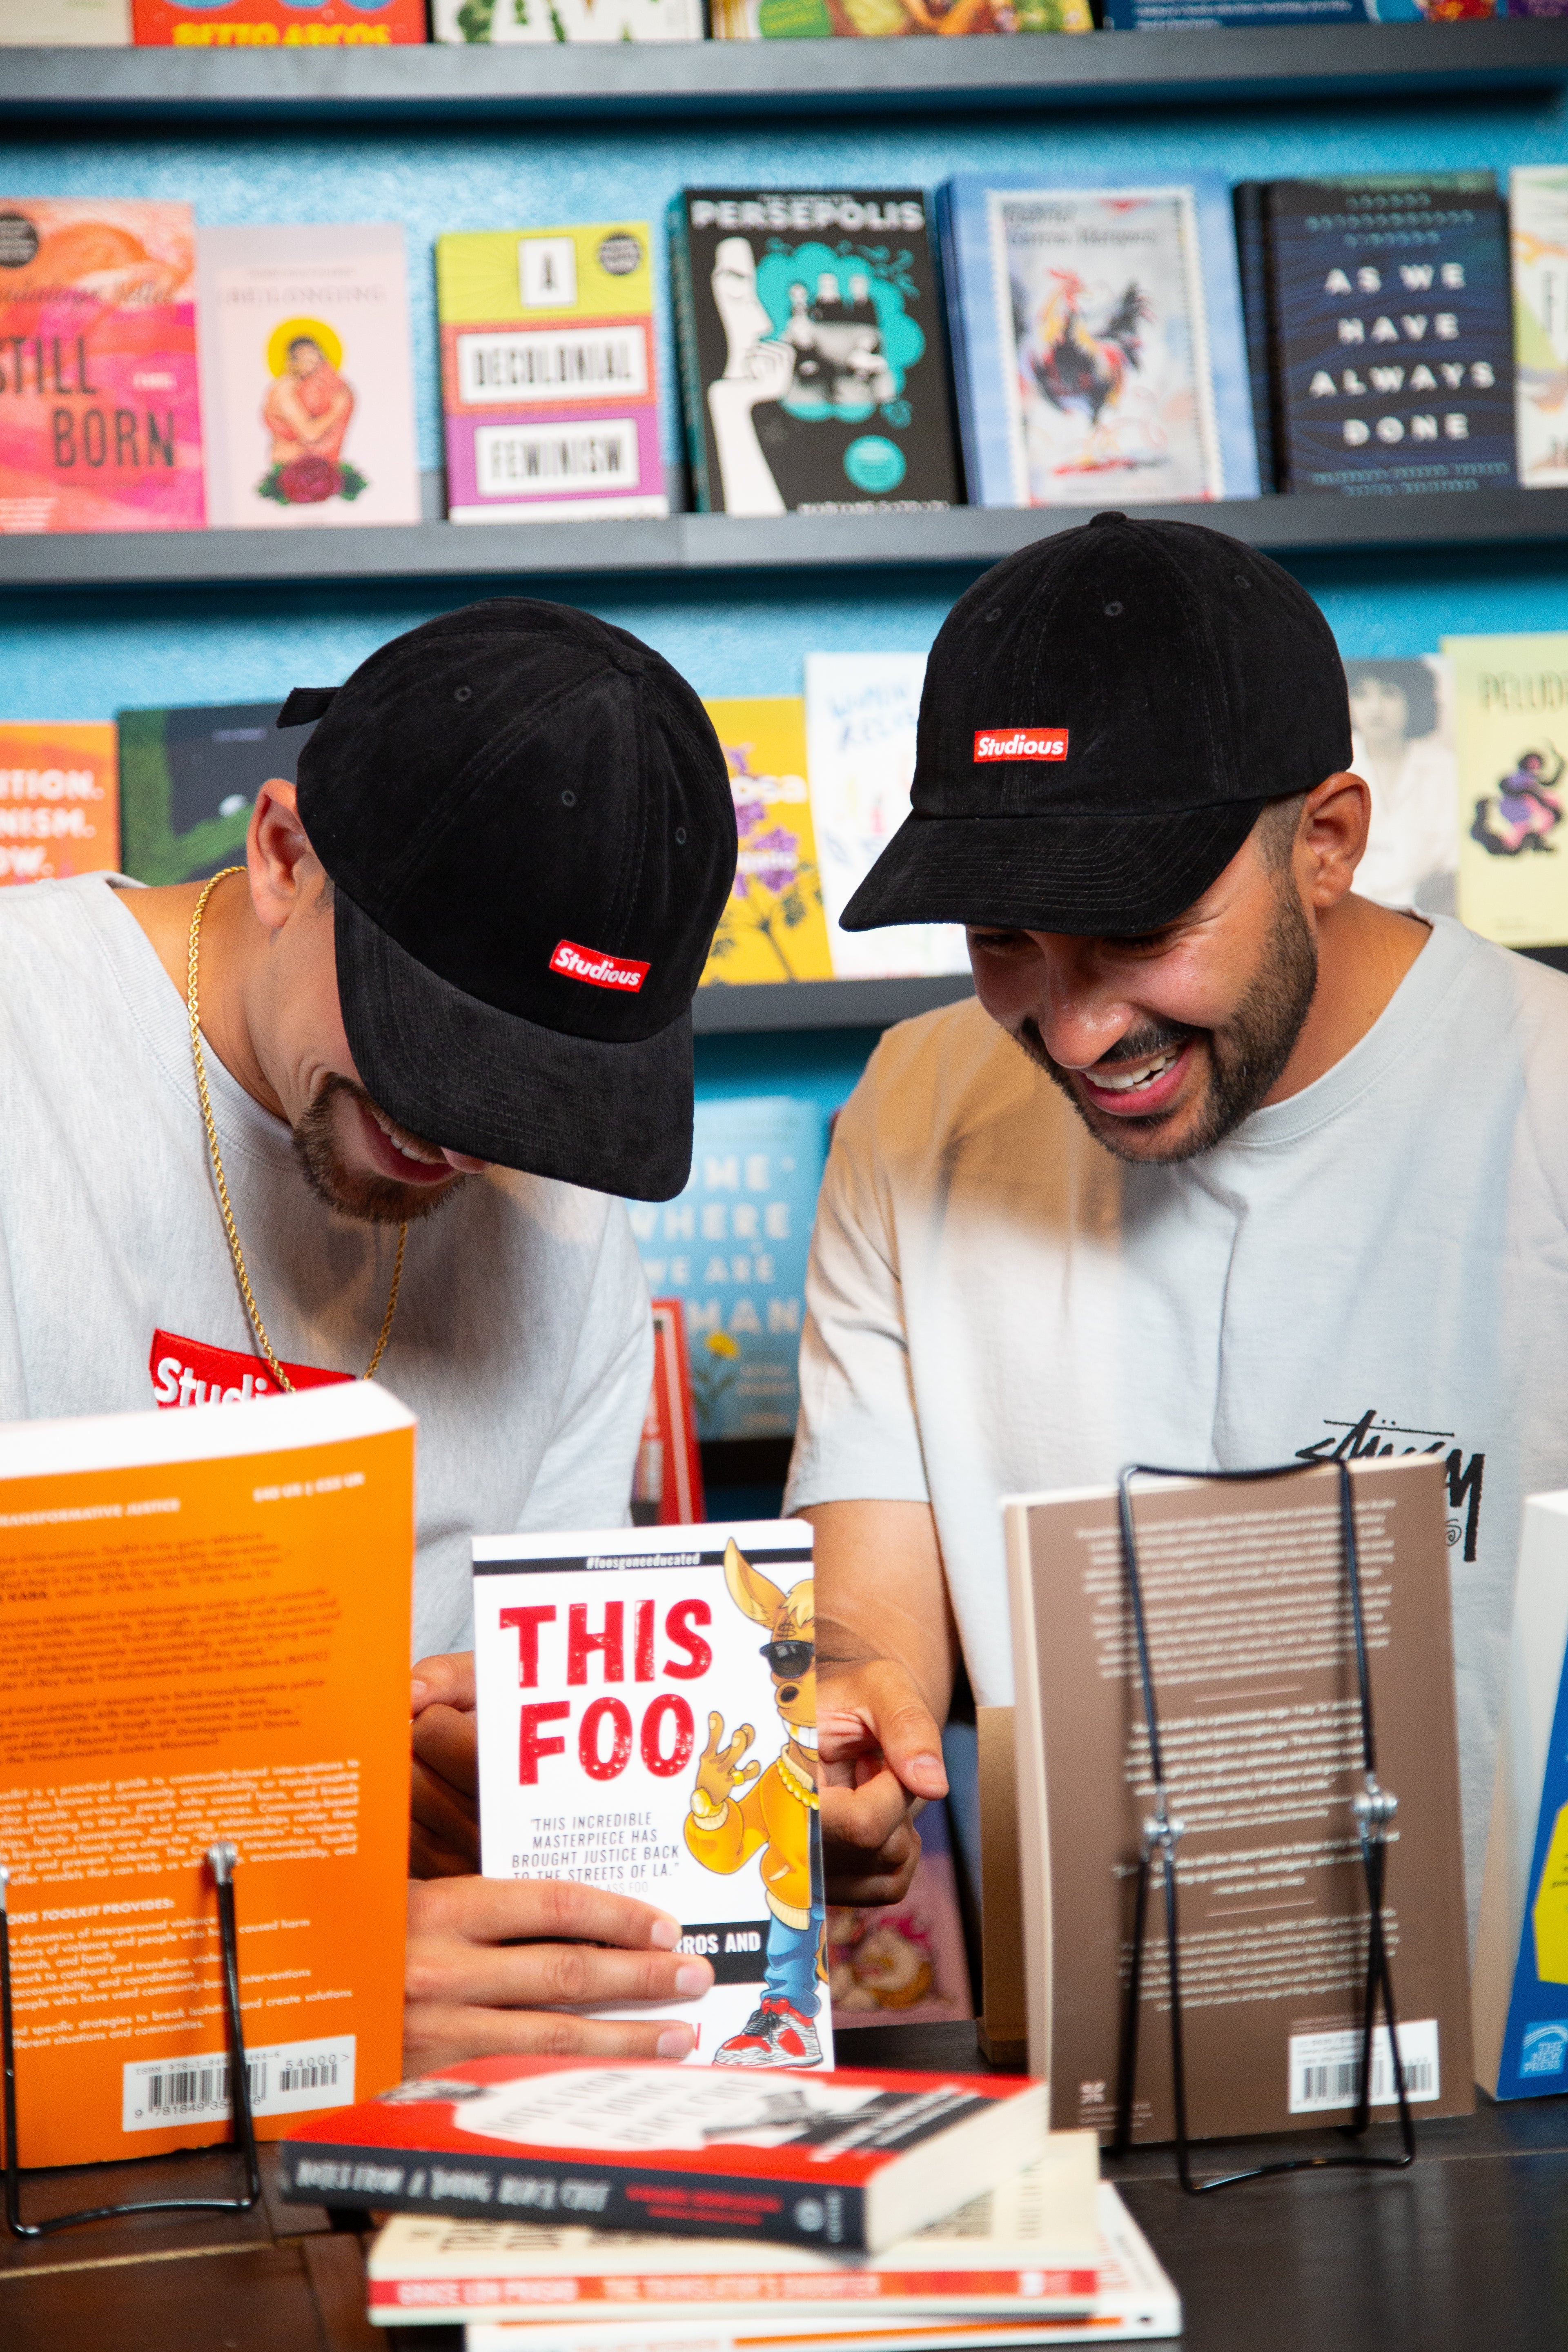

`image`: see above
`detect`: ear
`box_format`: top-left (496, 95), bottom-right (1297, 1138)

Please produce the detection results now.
top-left (247, 779), bottom-right (324, 934)
top-left (724, 1537), bottom-right (788, 1630)
top-left (1299, 771), bottom-right (1372, 910)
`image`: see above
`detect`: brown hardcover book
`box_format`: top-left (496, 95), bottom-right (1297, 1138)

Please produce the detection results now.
top-left (1004, 1455), bottom-right (1473, 2144)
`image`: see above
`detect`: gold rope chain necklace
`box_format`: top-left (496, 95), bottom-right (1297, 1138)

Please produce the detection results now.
top-left (187, 866), bottom-right (406, 1393)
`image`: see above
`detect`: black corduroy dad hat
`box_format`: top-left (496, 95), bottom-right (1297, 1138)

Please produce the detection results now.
top-left (276, 599), bottom-right (735, 1203)
top-left (842, 512), bottom-right (1352, 940)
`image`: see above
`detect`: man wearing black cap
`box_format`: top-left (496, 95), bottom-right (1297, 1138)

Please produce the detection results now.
top-left (791, 515), bottom-right (1568, 1924)
top-left (0, 598), bottom-right (737, 2065)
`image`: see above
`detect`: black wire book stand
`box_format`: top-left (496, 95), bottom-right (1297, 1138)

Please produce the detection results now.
top-left (1109, 1458), bottom-right (1417, 2195)
top-left (1, 1840), bottom-right (261, 2238)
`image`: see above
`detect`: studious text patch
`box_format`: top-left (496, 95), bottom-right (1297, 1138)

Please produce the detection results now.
top-left (550, 939), bottom-right (650, 992)
top-left (973, 728), bottom-right (1069, 762)
top-left (149, 1329), bottom-right (352, 1410)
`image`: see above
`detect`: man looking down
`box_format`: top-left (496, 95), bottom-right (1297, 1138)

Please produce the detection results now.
top-left (0, 598), bottom-right (737, 2067)
top-left (783, 513), bottom-right (1568, 1923)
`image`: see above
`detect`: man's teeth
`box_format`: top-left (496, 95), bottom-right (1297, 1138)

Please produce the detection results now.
top-left (1093, 1049), bottom-right (1180, 1095)
top-left (369, 1105), bottom-right (445, 1164)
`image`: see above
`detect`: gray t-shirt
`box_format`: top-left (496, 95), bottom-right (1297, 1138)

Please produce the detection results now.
top-left (787, 915), bottom-right (1568, 1914)
top-left (0, 875), bottom-right (652, 1659)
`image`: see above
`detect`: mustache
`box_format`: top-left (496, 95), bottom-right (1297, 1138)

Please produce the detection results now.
top-left (1014, 1014), bottom-right (1203, 1077)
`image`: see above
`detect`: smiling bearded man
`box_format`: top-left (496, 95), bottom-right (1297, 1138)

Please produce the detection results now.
top-left (0, 597), bottom-right (744, 2072)
top-left (784, 513), bottom-right (1568, 1941)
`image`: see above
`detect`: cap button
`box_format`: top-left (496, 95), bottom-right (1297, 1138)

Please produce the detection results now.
top-left (1089, 510), bottom-right (1128, 527)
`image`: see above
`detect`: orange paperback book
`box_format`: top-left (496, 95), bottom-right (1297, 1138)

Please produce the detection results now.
top-left (0, 1382), bottom-right (415, 2171)
top-left (0, 722), bottom-right (118, 886)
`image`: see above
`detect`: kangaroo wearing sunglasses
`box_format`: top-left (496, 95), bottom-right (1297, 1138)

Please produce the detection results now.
top-left (685, 1537), bottom-right (826, 2067)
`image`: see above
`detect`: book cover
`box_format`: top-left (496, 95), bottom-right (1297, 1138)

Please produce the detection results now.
top-left (1104, 0), bottom-right (1497, 22)
top-left (829, 1798), bottom-right (973, 2032)
top-left (0, 0), bottom-right (131, 39)
top-left (1344, 655), bottom-right (1458, 915)
top-left (118, 697), bottom-right (316, 886)
top-left (196, 223), bottom-right (420, 530)
top-left (1005, 1457), bottom-right (1474, 2143)
top-left (0, 199), bottom-right (203, 536)
top-left (1510, 168), bottom-right (1568, 487)
top-left (277, 2052), bottom-right (1050, 2250)
top-left (937, 174), bottom-right (1258, 510)
top-left (1265, 174), bottom-right (1515, 498)
top-left (431, 0), bottom-right (699, 38)
top-left (668, 191), bottom-right (960, 518)
top-left (632, 1301), bottom-right (707, 1529)
top-left (626, 1097), bottom-right (826, 1446)
top-left (709, 0), bottom-right (1088, 34)
top-left (802, 651), bottom-right (970, 982)
top-left (700, 698), bottom-right (834, 987)
top-left (131, 0), bottom-right (425, 42)
top-left (0, 721), bottom-right (118, 885)
top-left (1447, 630), bottom-right (1568, 947)
top-left (0, 1383), bottom-right (414, 2170)
top-left (437, 223), bottom-right (667, 524)
top-left (474, 1520), bottom-right (831, 2070)
top-left (365, 2137), bottom-right (1102, 2321)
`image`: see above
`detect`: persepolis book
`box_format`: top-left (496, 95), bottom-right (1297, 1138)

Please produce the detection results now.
top-left (1004, 1454), bottom-right (1473, 2143)
top-left (0, 1383), bottom-right (413, 2169)
top-left (196, 223), bottom-right (420, 529)
top-left (0, 198), bottom-right (203, 535)
top-left (473, 1521), bottom-right (832, 2071)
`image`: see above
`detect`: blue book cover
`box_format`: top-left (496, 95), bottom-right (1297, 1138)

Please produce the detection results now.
top-left (939, 172), bottom-right (1259, 511)
top-left (1105, 0), bottom-right (1500, 24)
top-left (1267, 174), bottom-right (1515, 498)
top-left (626, 1096), bottom-right (826, 1445)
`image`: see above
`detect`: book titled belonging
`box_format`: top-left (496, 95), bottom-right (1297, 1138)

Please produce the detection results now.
top-left (438, 223), bottom-right (667, 523)
top-left (278, 2054), bottom-right (1049, 2251)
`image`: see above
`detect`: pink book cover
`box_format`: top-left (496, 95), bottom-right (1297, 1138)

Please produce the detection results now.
top-left (0, 200), bottom-right (204, 535)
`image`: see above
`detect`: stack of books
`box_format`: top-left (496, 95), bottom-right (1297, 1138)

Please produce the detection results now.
top-left (274, 2054), bottom-right (1181, 2345)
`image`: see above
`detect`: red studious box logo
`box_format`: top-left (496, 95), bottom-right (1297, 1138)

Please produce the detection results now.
top-left (973, 728), bottom-right (1069, 762)
top-left (550, 939), bottom-right (651, 993)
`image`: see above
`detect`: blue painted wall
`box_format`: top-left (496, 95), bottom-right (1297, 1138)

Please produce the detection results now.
top-left (4, 84), bottom-right (1566, 1101)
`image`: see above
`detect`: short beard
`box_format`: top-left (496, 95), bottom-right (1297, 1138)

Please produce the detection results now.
top-left (292, 1074), bottom-right (468, 1226)
top-left (1016, 874), bottom-right (1319, 1166)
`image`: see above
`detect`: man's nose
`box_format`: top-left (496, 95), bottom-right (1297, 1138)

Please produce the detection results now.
top-left (1027, 934), bottom-right (1136, 1072)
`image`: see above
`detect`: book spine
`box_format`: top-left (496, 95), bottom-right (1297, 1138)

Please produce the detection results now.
top-left (935, 183), bottom-right (977, 509)
top-left (1232, 182), bottom-right (1278, 495)
top-left (280, 2142), bottom-right (871, 2250)
top-left (666, 195), bottom-right (714, 514)
top-left (369, 2271), bottom-right (1102, 2311)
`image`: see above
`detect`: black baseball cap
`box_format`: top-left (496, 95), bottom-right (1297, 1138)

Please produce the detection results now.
top-left (842, 512), bottom-right (1352, 940)
top-left (276, 599), bottom-right (735, 1203)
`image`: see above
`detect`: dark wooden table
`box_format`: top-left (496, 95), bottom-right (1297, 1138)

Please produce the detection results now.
top-left (7, 2021), bottom-right (1568, 2350)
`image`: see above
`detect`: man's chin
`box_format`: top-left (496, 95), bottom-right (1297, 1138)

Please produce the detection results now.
top-left (1070, 1087), bottom-right (1212, 1167)
top-left (295, 1143), bottom-right (467, 1227)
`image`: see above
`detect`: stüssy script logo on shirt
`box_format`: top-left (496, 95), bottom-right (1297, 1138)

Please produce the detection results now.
top-left (1296, 1406), bottom-right (1486, 1563)
top-left (149, 1329), bottom-right (352, 1410)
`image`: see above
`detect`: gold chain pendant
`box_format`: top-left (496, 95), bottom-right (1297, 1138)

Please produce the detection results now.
top-left (187, 866), bottom-right (406, 1394)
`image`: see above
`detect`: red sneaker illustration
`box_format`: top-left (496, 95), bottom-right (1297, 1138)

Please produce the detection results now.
top-left (713, 1998), bottom-right (823, 2067)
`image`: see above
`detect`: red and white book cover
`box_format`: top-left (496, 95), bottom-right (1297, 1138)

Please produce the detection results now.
top-left (278, 2054), bottom-right (1048, 2253)
top-left (364, 2134), bottom-right (1102, 2323)
top-left (473, 1521), bottom-right (829, 2072)
top-left (631, 1303), bottom-right (706, 1528)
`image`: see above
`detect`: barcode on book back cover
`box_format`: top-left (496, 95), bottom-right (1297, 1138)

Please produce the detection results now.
top-left (1287, 2018), bottom-right (1439, 2115)
top-left (122, 2035), bottom-right (356, 2132)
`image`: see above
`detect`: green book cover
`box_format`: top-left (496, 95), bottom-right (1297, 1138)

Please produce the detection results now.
top-left (117, 700), bottom-right (314, 886)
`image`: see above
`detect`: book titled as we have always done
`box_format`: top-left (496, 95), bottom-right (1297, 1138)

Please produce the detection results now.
top-left (0, 1383), bottom-right (415, 2170)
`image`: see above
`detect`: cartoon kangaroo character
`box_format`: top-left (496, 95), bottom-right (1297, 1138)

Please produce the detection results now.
top-left (684, 1536), bottom-right (824, 2066)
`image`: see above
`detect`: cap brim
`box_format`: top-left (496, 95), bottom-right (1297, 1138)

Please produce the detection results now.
top-left (334, 889), bottom-right (693, 1201)
top-left (840, 800), bottom-right (1269, 938)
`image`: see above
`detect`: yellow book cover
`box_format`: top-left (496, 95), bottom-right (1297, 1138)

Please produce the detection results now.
top-left (1449, 631), bottom-right (1568, 947)
top-left (0, 722), bottom-right (118, 887)
top-left (0, 1383), bottom-right (414, 2170)
top-left (700, 697), bottom-right (834, 986)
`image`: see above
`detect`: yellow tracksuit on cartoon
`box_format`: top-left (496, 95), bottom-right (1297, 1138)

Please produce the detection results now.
top-left (684, 1537), bottom-right (824, 2066)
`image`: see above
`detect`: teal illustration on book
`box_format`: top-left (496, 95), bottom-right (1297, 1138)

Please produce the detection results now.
top-left (118, 702), bottom-right (314, 888)
top-left (756, 241), bottom-right (924, 428)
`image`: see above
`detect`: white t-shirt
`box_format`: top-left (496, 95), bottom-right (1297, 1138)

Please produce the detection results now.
top-left (786, 914), bottom-right (1568, 1911)
top-left (0, 876), bottom-right (652, 1660)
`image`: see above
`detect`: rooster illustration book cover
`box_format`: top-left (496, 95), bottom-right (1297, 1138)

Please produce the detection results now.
top-left (1264, 174), bottom-right (1515, 498)
top-left (938, 175), bottom-right (1258, 510)
top-left (473, 1521), bottom-right (833, 2071)
top-left (196, 224), bottom-right (420, 529)
top-left (669, 190), bottom-right (960, 517)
